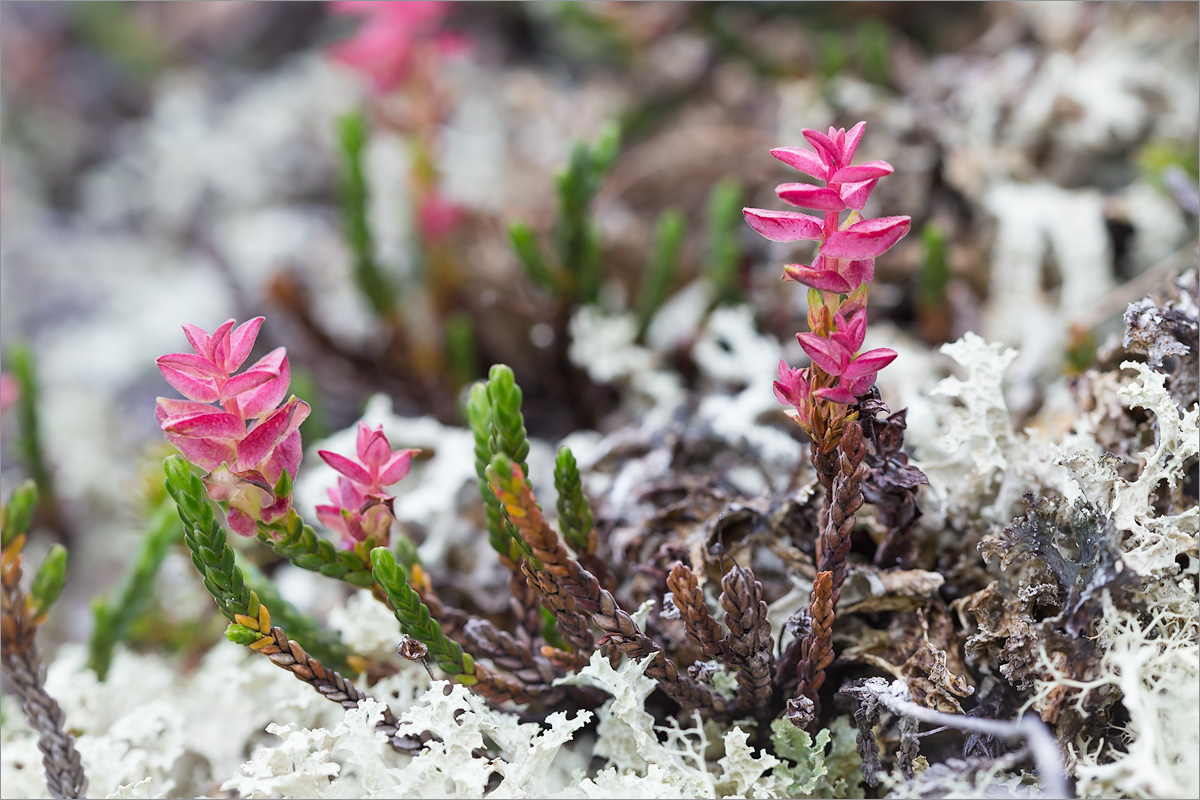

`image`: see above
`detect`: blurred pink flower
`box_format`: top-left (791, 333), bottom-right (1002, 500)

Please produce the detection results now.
top-left (0, 372), bottom-right (18, 414)
top-left (417, 191), bottom-right (465, 243)
top-left (328, 1), bottom-right (466, 93)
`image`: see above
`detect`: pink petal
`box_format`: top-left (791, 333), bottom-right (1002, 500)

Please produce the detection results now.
top-left (319, 450), bottom-right (374, 487)
top-left (162, 432), bottom-right (238, 473)
top-left (769, 147), bottom-right (827, 180)
top-left (782, 264), bottom-right (853, 293)
top-left (236, 350), bottom-right (290, 420)
top-left (820, 215), bottom-right (911, 260)
top-left (796, 333), bottom-right (849, 375)
top-left (842, 348), bottom-right (898, 382)
top-left (237, 398), bottom-right (309, 472)
top-left (261, 429), bottom-right (303, 486)
top-left (839, 179), bottom-right (879, 211)
top-left (227, 317), bottom-right (265, 373)
top-left (180, 323), bottom-right (213, 357)
top-left (776, 183), bottom-right (846, 211)
top-left (831, 308), bottom-right (868, 353)
top-left (802, 129), bottom-right (840, 169)
top-left (226, 508), bottom-right (260, 537)
top-left (208, 320), bottom-right (236, 369)
top-left (842, 121), bottom-right (866, 164)
top-left (840, 258), bottom-right (875, 289)
top-left (316, 504), bottom-right (349, 539)
top-left (156, 353), bottom-right (223, 378)
top-left (829, 160), bottom-right (894, 184)
top-left (813, 386), bottom-right (859, 405)
top-left (158, 364), bottom-right (220, 404)
top-left (161, 410), bottom-right (246, 440)
top-left (742, 208), bottom-right (824, 242)
top-left (155, 397), bottom-right (215, 423)
top-left (378, 449), bottom-right (416, 485)
top-left (222, 367), bottom-right (278, 403)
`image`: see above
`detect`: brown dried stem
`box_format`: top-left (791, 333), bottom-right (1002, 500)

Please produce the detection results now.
top-left (718, 562), bottom-right (775, 721)
top-left (792, 420), bottom-right (868, 723)
top-left (490, 457), bottom-right (726, 712)
top-left (1, 539), bottom-right (87, 799)
top-left (666, 561), bottom-right (727, 661)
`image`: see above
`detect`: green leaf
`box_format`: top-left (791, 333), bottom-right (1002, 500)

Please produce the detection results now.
top-left (29, 544), bottom-right (67, 617)
top-left (554, 446), bottom-right (593, 554)
top-left (225, 623), bottom-right (261, 646)
top-left (1, 480), bottom-right (38, 548)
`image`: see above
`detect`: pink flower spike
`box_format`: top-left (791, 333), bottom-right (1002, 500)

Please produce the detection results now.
top-left (769, 147), bottom-right (827, 180)
top-left (742, 208), bottom-right (824, 242)
top-left (775, 183), bottom-right (846, 211)
top-left (802, 128), bottom-right (840, 168)
top-left (842, 348), bottom-right (898, 382)
top-left (841, 121), bottom-right (867, 164)
top-left (829, 161), bottom-right (894, 184)
top-left (796, 332), bottom-right (849, 375)
top-left (782, 264), bottom-right (853, 293)
top-left (820, 215), bottom-right (911, 260)
top-left (320, 450), bottom-right (374, 487)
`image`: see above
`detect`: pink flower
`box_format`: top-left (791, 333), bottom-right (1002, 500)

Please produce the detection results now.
top-left (773, 359), bottom-right (812, 427)
top-left (328, 1), bottom-right (465, 93)
top-left (316, 422), bottom-right (418, 548)
top-left (795, 309), bottom-right (897, 405)
top-left (315, 477), bottom-right (395, 548)
top-left (156, 317), bottom-right (310, 536)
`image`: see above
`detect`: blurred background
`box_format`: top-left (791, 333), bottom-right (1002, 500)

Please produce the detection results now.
top-left (0, 1), bottom-right (1197, 646)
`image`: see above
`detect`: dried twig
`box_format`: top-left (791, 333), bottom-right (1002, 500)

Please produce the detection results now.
top-left (842, 677), bottom-right (1069, 799)
top-left (666, 561), bottom-right (727, 661)
top-left (490, 455), bottom-right (726, 712)
top-left (1, 537), bottom-right (87, 799)
top-left (718, 562), bottom-right (775, 721)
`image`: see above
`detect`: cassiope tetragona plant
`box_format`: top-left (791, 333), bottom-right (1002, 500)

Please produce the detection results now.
top-left (744, 121), bottom-right (910, 457)
top-left (155, 317), bottom-right (310, 536)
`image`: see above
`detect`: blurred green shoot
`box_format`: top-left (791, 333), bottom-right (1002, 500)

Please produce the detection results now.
top-left (7, 344), bottom-right (52, 500)
top-left (288, 367), bottom-right (330, 444)
top-left (444, 311), bottom-right (480, 392)
top-left (68, 2), bottom-right (168, 80)
top-left (856, 19), bottom-right (892, 86)
top-left (705, 178), bottom-right (744, 306)
top-left (28, 545), bottom-right (67, 621)
top-left (817, 31), bottom-right (852, 82)
top-left (339, 111), bottom-right (396, 317)
top-left (509, 123), bottom-right (622, 307)
top-left (88, 497), bottom-right (182, 680)
top-left (918, 221), bottom-right (949, 311)
top-left (637, 208), bottom-right (686, 338)
top-left (1, 481), bottom-right (38, 549)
